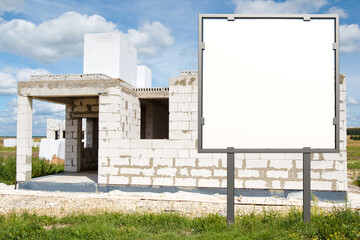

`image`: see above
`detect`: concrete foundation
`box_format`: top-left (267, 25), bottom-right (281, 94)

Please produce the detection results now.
top-left (17, 172), bottom-right (346, 201)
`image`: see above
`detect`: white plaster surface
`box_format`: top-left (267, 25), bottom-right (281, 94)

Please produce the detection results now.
top-left (202, 19), bottom-right (336, 149)
top-left (3, 139), bottom-right (38, 147)
top-left (83, 32), bottom-right (137, 86)
top-left (3, 139), bottom-right (16, 147)
top-left (136, 65), bottom-right (152, 88)
top-left (39, 139), bottom-right (65, 160)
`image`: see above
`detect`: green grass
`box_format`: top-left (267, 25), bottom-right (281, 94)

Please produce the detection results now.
top-left (347, 146), bottom-right (360, 159)
top-left (0, 156), bottom-right (16, 185)
top-left (0, 156), bottom-right (64, 185)
top-left (347, 137), bottom-right (360, 186)
top-left (348, 159), bottom-right (360, 169)
top-left (0, 146), bottom-right (39, 152)
top-left (0, 146), bottom-right (16, 152)
top-left (347, 137), bottom-right (360, 169)
top-left (354, 177), bottom-right (360, 187)
top-left (0, 208), bottom-right (359, 239)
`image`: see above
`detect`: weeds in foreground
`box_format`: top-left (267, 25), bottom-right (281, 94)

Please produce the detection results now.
top-left (0, 208), bottom-right (359, 239)
top-left (354, 176), bottom-right (360, 187)
top-left (0, 156), bottom-right (64, 185)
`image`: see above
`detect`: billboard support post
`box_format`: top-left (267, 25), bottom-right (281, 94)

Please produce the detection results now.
top-left (303, 148), bottom-right (311, 222)
top-left (227, 148), bottom-right (235, 225)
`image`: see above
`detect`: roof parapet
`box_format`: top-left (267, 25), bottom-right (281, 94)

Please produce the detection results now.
top-left (29, 73), bottom-right (112, 81)
top-left (134, 87), bottom-right (169, 92)
top-left (180, 71), bottom-right (198, 76)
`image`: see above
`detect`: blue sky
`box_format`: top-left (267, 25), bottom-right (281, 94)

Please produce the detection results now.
top-left (0, 0), bottom-right (359, 136)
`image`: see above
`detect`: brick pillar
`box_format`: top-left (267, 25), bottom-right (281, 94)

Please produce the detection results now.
top-left (98, 91), bottom-right (123, 184)
top-left (338, 74), bottom-right (347, 191)
top-left (65, 105), bottom-right (82, 172)
top-left (16, 95), bottom-right (33, 182)
top-left (169, 75), bottom-right (197, 140)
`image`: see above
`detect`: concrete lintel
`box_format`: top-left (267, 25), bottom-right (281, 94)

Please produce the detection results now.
top-left (137, 91), bottom-right (169, 99)
top-left (33, 97), bottom-right (75, 105)
top-left (18, 79), bottom-right (125, 97)
top-left (71, 112), bottom-right (99, 118)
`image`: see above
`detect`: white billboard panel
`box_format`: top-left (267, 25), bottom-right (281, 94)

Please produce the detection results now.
top-left (199, 15), bottom-right (339, 152)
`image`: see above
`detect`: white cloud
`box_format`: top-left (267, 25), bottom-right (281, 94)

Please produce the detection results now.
top-left (326, 6), bottom-right (348, 18)
top-left (0, 11), bottom-right (117, 63)
top-left (0, 12), bottom-right (174, 63)
top-left (0, 0), bottom-right (24, 15)
top-left (347, 96), bottom-right (358, 105)
top-left (0, 98), bottom-right (65, 136)
top-left (32, 100), bottom-right (65, 136)
top-left (33, 100), bottom-right (65, 117)
top-left (340, 24), bottom-right (360, 53)
top-left (0, 72), bottom-right (17, 95)
top-left (233, 0), bottom-right (327, 14)
top-left (126, 21), bottom-right (174, 58)
top-left (0, 68), bottom-right (50, 96)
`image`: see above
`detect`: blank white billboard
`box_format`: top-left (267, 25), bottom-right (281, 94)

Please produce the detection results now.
top-left (199, 16), bottom-right (339, 151)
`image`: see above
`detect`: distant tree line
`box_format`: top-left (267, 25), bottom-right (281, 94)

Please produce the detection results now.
top-left (347, 128), bottom-right (360, 135)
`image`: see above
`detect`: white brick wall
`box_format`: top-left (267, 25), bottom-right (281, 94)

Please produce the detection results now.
top-left (245, 180), bottom-right (267, 188)
top-left (153, 177), bottom-right (173, 186)
top-left (198, 159), bottom-right (218, 167)
top-left (238, 170), bottom-right (259, 178)
top-left (269, 160), bottom-right (293, 169)
top-left (246, 160), bottom-right (268, 169)
top-left (157, 167), bottom-right (177, 177)
top-left (101, 74), bottom-right (347, 192)
top-left (267, 170), bottom-right (288, 179)
top-left (153, 158), bottom-right (173, 167)
top-left (175, 178), bottom-right (196, 187)
top-left (131, 177), bottom-right (151, 185)
top-left (198, 179), bottom-right (220, 187)
top-left (191, 169), bottom-right (212, 177)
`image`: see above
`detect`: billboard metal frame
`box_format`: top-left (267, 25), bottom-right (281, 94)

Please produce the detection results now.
top-left (198, 14), bottom-right (340, 225)
top-left (198, 14), bottom-right (340, 154)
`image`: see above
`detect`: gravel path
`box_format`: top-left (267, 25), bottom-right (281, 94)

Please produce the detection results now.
top-left (1, 183), bottom-right (359, 217)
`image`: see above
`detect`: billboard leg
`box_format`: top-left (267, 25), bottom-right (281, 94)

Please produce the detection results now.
top-left (227, 149), bottom-right (235, 225)
top-left (303, 148), bottom-right (311, 223)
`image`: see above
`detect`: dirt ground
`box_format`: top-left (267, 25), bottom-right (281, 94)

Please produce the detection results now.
top-left (1, 183), bottom-right (359, 218)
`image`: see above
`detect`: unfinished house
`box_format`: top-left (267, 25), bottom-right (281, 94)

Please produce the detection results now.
top-left (16, 33), bottom-right (347, 200)
top-left (46, 119), bottom-right (66, 140)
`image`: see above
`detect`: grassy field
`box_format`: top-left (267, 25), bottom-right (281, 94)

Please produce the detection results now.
top-left (347, 136), bottom-right (360, 186)
top-left (1, 208), bottom-right (360, 239)
top-left (347, 136), bottom-right (360, 169)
